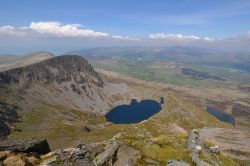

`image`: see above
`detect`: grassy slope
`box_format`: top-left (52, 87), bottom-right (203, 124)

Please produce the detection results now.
top-left (8, 81), bottom-right (231, 150)
top-left (8, 102), bottom-right (106, 150)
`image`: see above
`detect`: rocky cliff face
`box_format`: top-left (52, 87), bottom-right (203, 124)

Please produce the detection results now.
top-left (0, 55), bottom-right (104, 88)
top-left (0, 55), bottom-right (112, 113)
top-left (0, 55), bottom-right (121, 139)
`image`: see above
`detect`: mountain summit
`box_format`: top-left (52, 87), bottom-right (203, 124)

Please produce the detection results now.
top-left (0, 55), bottom-right (104, 88)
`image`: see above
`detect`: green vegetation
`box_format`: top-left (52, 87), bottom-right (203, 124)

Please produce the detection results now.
top-left (7, 92), bottom-right (229, 150)
top-left (219, 153), bottom-right (240, 166)
top-left (0, 83), bottom-right (22, 138)
top-left (8, 101), bottom-right (107, 150)
top-left (116, 134), bottom-right (191, 165)
top-left (91, 58), bottom-right (250, 88)
top-left (181, 68), bottom-right (226, 81)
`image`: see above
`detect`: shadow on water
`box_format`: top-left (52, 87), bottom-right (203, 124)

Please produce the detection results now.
top-left (106, 98), bottom-right (164, 124)
top-left (206, 106), bottom-right (235, 126)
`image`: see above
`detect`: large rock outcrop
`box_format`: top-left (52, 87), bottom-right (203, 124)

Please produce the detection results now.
top-left (114, 144), bottom-right (141, 166)
top-left (0, 138), bottom-right (51, 155)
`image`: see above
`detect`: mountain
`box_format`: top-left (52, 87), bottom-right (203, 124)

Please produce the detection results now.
top-left (0, 54), bottom-right (123, 142)
top-left (0, 51), bottom-right (54, 72)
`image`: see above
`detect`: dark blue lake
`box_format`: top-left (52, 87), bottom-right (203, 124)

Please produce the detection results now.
top-left (206, 106), bottom-right (235, 126)
top-left (106, 98), bottom-right (163, 124)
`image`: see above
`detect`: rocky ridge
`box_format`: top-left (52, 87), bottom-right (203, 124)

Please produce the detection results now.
top-left (0, 55), bottom-right (104, 89)
top-left (0, 55), bottom-right (125, 139)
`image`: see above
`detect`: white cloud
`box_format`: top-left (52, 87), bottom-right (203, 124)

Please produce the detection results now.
top-left (0, 25), bottom-right (26, 36)
top-left (0, 21), bottom-right (109, 38)
top-left (149, 33), bottom-right (199, 41)
top-left (148, 33), bottom-right (214, 42)
top-left (28, 21), bottom-right (109, 38)
top-left (204, 37), bottom-right (214, 42)
top-left (0, 21), bottom-right (248, 45)
top-left (112, 35), bottom-right (140, 41)
top-left (0, 25), bottom-right (15, 31)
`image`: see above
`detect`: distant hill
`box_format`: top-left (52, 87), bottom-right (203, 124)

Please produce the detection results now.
top-left (69, 46), bottom-right (250, 73)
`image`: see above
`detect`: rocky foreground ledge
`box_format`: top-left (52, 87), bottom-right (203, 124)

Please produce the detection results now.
top-left (0, 134), bottom-right (144, 166)
top-left (0, 134), bottom-right (189, 166)
top-left (0, 130), bottom-right (237, 166)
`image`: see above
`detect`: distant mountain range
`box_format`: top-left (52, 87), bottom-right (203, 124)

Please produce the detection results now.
top-left (69, 46), bottom-right (250, 73)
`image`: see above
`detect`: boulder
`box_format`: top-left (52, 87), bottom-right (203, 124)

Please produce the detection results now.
top-left (166, 160), bottom-right (190, 166)
top-left (3, 155), bottom-right (26, 166)
top-left (0, 150), bottom-right (11, 161)
top-left (83, 126), bottom-right (91, 132)
top-left (209, 146), bottom-right (220, 154)
top-left (0, 138), bottom-right (51, 155)
top-left (40, 143), bottom-right (103, 166)
top-left (114, 145), bottom-right (141, 166)
top-left (93, 140), bottom-right (121, 166)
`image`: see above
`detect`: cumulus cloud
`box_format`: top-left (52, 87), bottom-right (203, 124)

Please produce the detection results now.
top-left (28, 21), bottom-right (109, 38)
top-left (111, 35), bottom-right (140, 41)
top-left (0, 25), bottom-right (26, 36)
top-left (0, 22), bottom-right (223, 43)
top-left (0, 21), bottom-right (109, 38)
top-left (149, 33), bottom-right (214, 42)
top-left (204, 37), bottom-right (214, 42)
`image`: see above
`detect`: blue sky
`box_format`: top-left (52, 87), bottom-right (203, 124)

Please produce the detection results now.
top-left (0, 0), bottom-right (250, 54)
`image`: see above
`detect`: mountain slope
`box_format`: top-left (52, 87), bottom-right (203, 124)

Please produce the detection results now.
top-left (0, 55), bottom-right (123, 141)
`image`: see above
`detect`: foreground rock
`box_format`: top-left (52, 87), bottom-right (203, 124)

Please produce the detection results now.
top-left (114, 144), bottom-right (141, 166)
top-left (40, 138), bottom-right (142, 166)
top-left (1, 137), bottom-right (140, 166)
top-left (0, 138), bottom-right (51, 155)
top-left (0, 132), bottom-right (240, 166)
top-left (0, 150), bottom-right (40, 166)
top-left (93, 139), bottom-right (122, 166)
top-left (40, 143), bottom-right (104, 166)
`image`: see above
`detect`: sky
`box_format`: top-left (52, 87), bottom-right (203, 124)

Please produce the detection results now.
top-left (0, 0), bottom-right (250, 54)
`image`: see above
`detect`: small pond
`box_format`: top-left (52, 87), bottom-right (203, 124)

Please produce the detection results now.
top-left (206, 106), bottom-right (235, 126)
top-left (106, 98), bottom-right (163, 124)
